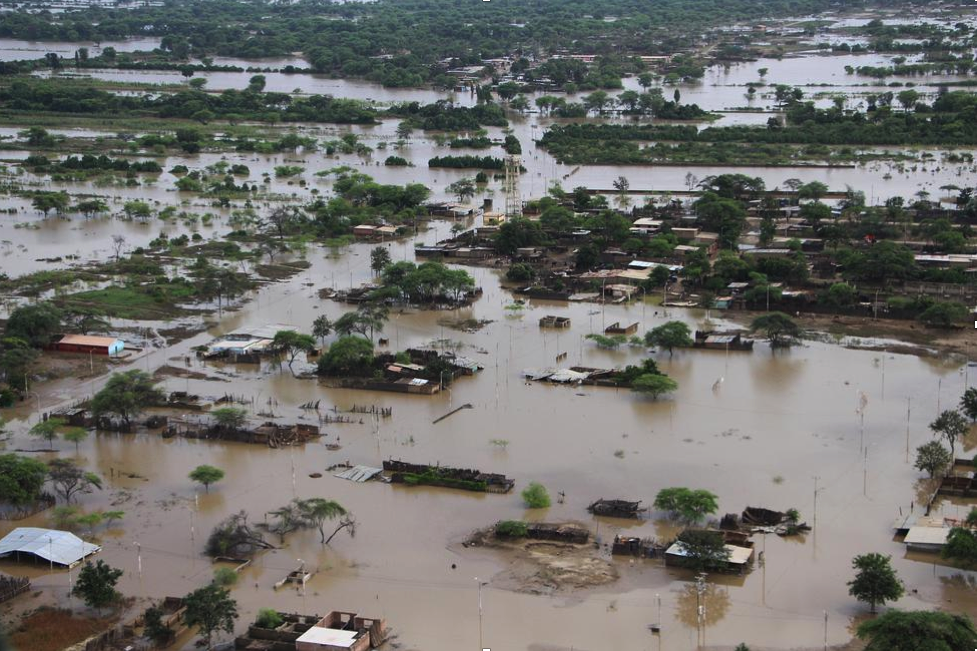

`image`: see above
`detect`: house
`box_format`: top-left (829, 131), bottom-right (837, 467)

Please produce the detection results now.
top-left (0, 528), bottom-right (100, 568)
top-left (903, 526), bottom-right (951, 553)
top-left (630, 217), bottom-right (663, 235)
top-left (375, 225), bottom-right (398, 239)
top-left (671, 227), bottom-right (699, 241)
top-left (296, 611), bottom-right (388, 651)
top-left (53, 334), bottom-right (124, 356)
top-left (664, 540), bottom-right (754, 573)
top-left (604, 322), bottom-right (638, 335)
top-left (352, 225), bottom-right (377, 238)
top-left (483, 211), bottom-right (507, 226)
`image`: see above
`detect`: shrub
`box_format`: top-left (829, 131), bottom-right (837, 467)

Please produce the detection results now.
top-left (255, 608), bottom-right (283, 629)
top-left (213, 566), bottom-right (238, 586)
top-left (495, 520), bottom-right (529, 537)
top-left (521, 482), bottom-right (551, 508)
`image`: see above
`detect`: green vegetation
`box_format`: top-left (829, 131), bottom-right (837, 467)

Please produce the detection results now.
top-left (428, 155), bottom-right (504, 170)
top-left (645, 321), bottom-right (693, 356)
top-left (255, 609), bottom-right (283, 630)
top-left (631, 373), bottom-right (679, 399)
top-left (914, 441), bottom-right (952, 478)
top-left (47, 459), bottom-right (101, 504)
top-left (847, 553), bottom-right (904, 613)
top-left (495, 520), bottom-right (529, 537)
top-left (183, 584), bottom-right (238, 649)
top-left (750, 313), bottom-right (802, 348)
top-left (212, 567), bottom-right (238, 587)
top-left (317, 336), bottom-right (375, 377)
top-left (857, 610), bottom-right (977, 651)
top-left (654, 487), bottom-right (719, 523)
top-left (0, 454), bottom-right (49, 508)
top-left (930, 409), bottom-right (968, 459)
top-left (673, 529), bottom-right (730, 571)
top-left (72, 560), bottom-right (123, 613)
top-left (942, 527), bottom-right (977, 567)
top-left (521, 482), bottom-right (551, 508)
top-left (91, 370), bottom-right (165, 428)
top-left (401, 469), bottom-right (487, 492)
top-left (189, 465), bottom-right (225, 492)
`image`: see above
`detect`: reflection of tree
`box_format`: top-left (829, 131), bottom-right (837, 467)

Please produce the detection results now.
top-left (676, 581), bottom-right (730, 629)
top-left (940, 572), bottom-right (977, 594)
top-left (913, 478), bottom-right (939, 509)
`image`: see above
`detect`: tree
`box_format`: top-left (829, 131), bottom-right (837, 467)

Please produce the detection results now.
top-left (61, 427), bottom-right (88, 454)
top-left (211, 407), bottom-right (247, 433)
top-left (750, 312), bottom-right (801, 348)
top-left (74, 199), bottom-right (108, 219)
top-left (654, 487), bottom-right (719, 523)
top-left (213, 567), bottom-right (238, 586)
top-left (0, 454), bottom-right (48, 508)
top-left (897, 89), bottom-right (919, 112)
top-left (914, 441), bottom-right (951, 478)
top-left (4, 303), bottom-right (62, 347)
top-left (857, 610), bottom-right (977, 651)
top-left (823, 283), bottom-right (856, 308)
top-left (797, 181), bottom-right (828, 202)
top-left (918, 302), bottom-right (968, 328)
top-left (942, 527), bottom-right (977, 566)
top-left (312, 315), bottom-right (333, 345)
top-left (930, 409), bottom-right (968, 459)
top-left (674, 529), bottom-right (730, 571)
top-left (272, 330), bottom-right (316, 375)
top-left (847, 553), bottom-right (903, 613)
top-left (75, 511), bottom-right (102, 535)
top-left (143, 606), bottom-right (174, 645)
top-left (317, 336), bottom-right (374, 376)
top-left (205, 511), bottom-right (273, 557)
top-left (961, 387), bottom-right (977, 422)
top-left (48, 459), bottom-right (101, 503)
top-left (189, 465), bottom-right (225, 492)
top-left (296, 498), bottom-right (352, 544)
top-left (122, 200), bottom-right (152, 221)
top-left (446, 178), bottom-right (476, 203)
top-left (645, 321), bottom-right (693, 356)
top-left (631, 374), bottom-right (678, 398)
top-left (73, 560), bottom-right (123, 613)
top-left (183, 584), bottom-right (238, 649)
top-left (90, 370), bottom-right (165, 428)
top-left (370, 246), bottom-right (392, 275)
top-left (29, 417), bottom-right (65, 450)
top-left (521, 482), bottom-right (550, 508)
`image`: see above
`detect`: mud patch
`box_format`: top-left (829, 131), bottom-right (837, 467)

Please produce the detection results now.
top-left (461, 527), bottom-right (618, 595)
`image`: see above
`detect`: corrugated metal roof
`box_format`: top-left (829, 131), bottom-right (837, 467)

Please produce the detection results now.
top-left (334, 465), bottom-right (384, 482)
top-left (0, 528), bottom-right (100, 567)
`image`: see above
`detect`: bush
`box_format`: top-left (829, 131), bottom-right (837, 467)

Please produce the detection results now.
top-left (495, 520), bottom-right (529, 537)
top-left (213, 566), bottom-right (238, 586)
top-left (255, 608), bottom-right (283, 629)
top-left (521, 481), bottom-right (551, 508)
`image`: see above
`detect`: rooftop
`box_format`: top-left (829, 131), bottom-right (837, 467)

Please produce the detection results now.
top-left (0, 528), bottom-right (100, 567)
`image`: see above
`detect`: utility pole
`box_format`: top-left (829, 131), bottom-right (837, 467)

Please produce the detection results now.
top-left (813, 476), bottom-right (822, 530)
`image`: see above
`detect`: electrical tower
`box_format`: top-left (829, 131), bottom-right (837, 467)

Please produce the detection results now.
top-left (504, 154), bottom-right (521, 218)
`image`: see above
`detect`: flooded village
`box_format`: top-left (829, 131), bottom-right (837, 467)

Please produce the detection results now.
top-left (2, 0), bottom-right (977, 650)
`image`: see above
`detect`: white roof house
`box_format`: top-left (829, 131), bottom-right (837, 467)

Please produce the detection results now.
top-left (904, 526), bottom-right (951, 552)
top-left (296, 626), bottom-right (360, 648)
top-left (0, 528), bottom-right (100, 567)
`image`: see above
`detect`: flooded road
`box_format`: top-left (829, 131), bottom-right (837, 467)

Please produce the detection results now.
top-left (2, 233), bottom-right (976, 650)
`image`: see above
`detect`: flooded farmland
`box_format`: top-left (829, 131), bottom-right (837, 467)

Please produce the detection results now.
top-left (2, 3), bottom-right (977, 649)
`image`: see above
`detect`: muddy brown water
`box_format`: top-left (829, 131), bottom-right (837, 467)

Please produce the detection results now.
top-left (2, 236), bottom-right (977, 650)
top-left (2, 12), bottom-right (977, 646)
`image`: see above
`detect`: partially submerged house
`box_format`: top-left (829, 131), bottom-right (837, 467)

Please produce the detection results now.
top-left (693, 330), bottom-right (754, 351)
top-left (904, 526), bottom-right (951, 553)
top-left (204, 324), bottom-right (296, 360)
top-left (0, 528), bottom-right (100, 568)
top-left (664, 540), bottom-right (754, 574)
top-left (296, 611), bottom-right (388, 651)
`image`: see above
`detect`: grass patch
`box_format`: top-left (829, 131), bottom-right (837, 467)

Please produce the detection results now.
top-left (57, 286), bottom-right (184, 319)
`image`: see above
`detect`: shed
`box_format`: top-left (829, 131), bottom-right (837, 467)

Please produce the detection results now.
top-left (54, 334), bottom-right (124, 356)
top-left (904, 526), bottom-right (951, 552)
top-left (0, 528), bottom-right (100, 568)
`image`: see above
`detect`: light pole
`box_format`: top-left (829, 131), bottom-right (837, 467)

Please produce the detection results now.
top-left (475, 577), bottom-right (487, 649)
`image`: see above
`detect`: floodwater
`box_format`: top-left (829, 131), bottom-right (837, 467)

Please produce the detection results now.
top-left (1, 19), bottom-right (977, 649)
top-left (1, 231), bottom-right (976, 650)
